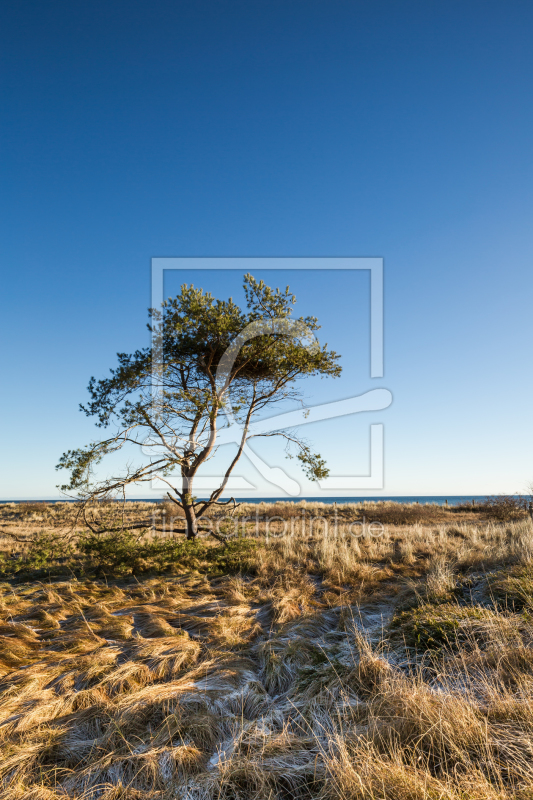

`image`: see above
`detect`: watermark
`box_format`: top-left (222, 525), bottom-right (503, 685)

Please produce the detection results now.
top-left (150, 258), bottom-right (392, 495)
top-left (152, 508), bottom-right (385, 542)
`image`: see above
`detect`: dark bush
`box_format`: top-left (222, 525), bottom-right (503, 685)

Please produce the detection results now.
top-left (79, 530), bottom-right (257, 576)
top-left (254, 502), bottom-right (304, 520)
top-left (211, 537), bottom-right (257, 572)
top-left (481, 495), bottom-right (528, 522)
top-left (159, 498), bottom-right (186, 521)
top-left (363, 503), bottom-right (442, 526)
top-left (0, 532), bottom-right (69, 577)
top-left (15, 502), bottom-right (51, 517)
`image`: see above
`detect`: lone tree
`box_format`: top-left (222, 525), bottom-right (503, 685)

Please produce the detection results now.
top-left (57, 274), bottom-right (341, 539)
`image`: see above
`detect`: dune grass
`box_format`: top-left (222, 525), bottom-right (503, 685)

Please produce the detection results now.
top-left (1, 501), bottom-right (533, 797)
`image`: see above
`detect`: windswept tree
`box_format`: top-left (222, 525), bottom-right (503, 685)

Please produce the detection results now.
top-left (57, 274), bottom-right (341, 539)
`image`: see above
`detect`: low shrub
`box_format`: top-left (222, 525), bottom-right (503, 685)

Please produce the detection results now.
top-left (363, 503), bottom-right (442, 526)
top-left (391, 603), bottom-right (499, 651)
top-left (14, 502), bottom-right (52, 517)
top-left (79, 530), bottom-right (158, 574)
top-left (253, 502), bottom-right (305, 520)
top-left (79, 530), bottom-right (257, 576)
top-left (480, 495), bottom-right (529, 521)
top-left (0, 532), bottom-right (69, 577)
top-left (210, 537), bottom-right (258, 572)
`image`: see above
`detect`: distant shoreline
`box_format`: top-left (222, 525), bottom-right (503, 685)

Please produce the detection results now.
top-left (0, 495), bottom-right (517, 506)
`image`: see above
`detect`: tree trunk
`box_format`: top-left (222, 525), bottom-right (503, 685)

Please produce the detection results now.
top-left (183, 498), bottom-right (198, 540)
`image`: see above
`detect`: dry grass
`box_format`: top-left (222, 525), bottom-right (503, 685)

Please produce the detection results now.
top-left (1, 501), bottom-right (533, 797)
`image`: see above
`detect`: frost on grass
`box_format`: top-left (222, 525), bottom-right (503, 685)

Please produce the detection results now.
top-left (1, 503), bottom-right (533, 797)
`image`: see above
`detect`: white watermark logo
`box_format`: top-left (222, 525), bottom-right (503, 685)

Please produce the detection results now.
top-left (153, 507), bottom-right (386, 542)
top-left (150, 258), bottom-right (391, 495)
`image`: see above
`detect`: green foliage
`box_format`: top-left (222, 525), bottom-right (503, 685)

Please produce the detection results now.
top-left (79, 531), bottom-right (257, 576)
top-left (56, 274), bottom-right (342, 529)
top-left (79, 531), bottom-right (149, 574)
top-left (210, 537), bottom-right (258, 573)
top-left (392, 603), bottom-right (492, 651)
top-left (79, 531), bottom-right (208, 575)
top-left (0, 532), bottom-right (69, 578)
top-left (0, 529), bottom-right (258, 580)
top-left (288, 448), bottom-right (330, 481)
top-left (56, 443), bottom-right (115, 492)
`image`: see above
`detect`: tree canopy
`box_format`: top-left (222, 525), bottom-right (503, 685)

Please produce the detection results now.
top-left (57, 274), bottom-right (341, 539)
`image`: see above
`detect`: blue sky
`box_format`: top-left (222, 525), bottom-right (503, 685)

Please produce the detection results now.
top-left (1, 0), bottom-right (532, 498)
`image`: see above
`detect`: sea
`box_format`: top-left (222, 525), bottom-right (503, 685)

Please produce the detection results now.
top-left (195, 495), bottom-right (509, 506)
top-left (0, 495), bottom-right (511, 506)
top-left (230, 496), bottom-right (500, 506)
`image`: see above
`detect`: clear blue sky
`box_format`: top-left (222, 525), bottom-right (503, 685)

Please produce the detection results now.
top-left (1, 1), bottom-right (532, 499)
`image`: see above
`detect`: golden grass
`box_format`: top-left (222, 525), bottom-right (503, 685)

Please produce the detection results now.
top-left (1, 501), bottom-right (533, 797)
